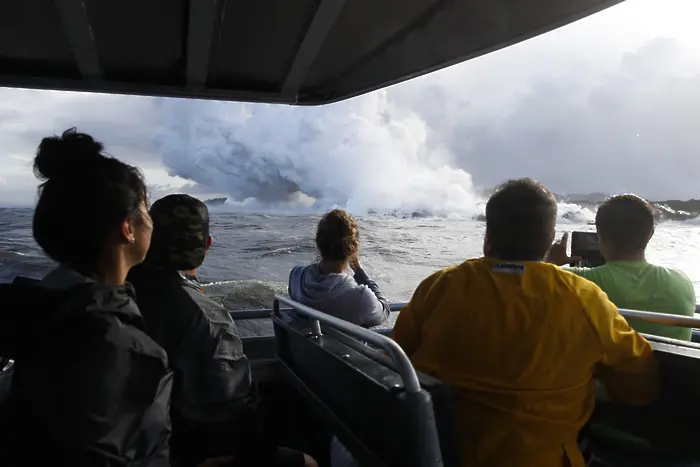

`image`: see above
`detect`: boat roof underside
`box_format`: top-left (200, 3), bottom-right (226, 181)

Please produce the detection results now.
top-left (0, 0), bottom-right (624, 105)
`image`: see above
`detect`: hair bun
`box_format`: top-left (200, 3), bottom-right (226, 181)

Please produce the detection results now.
top-left (34, 128), bottom-right (105, 180)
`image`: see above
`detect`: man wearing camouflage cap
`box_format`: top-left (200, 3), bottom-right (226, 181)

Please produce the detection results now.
top-left (142, 193), bottom-right (212, 277)
top-left (128, 194), bottom-right (315, 467)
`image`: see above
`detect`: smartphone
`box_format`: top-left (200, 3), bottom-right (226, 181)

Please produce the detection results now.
top-left (570, 231), bottom-right (605, 268)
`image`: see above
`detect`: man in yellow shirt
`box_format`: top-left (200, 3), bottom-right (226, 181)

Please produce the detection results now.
top-left (392, 178), bottom-right (659, 467)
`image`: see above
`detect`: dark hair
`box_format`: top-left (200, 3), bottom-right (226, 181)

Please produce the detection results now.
top-left (596, 194), bottom-right (654, 254)
top-left (485, 178), bottom-right (558, 261)
top-left (32, 128), bottom-right (148, 273)
top-left (146, 194), bottom-right (210, 271)
top-left (315, 209), bottom-right (359, 262)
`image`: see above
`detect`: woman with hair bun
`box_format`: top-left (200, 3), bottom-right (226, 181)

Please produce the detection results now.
top-left (0, 128), bottom-right (173, 466)
top-left (288, 209), bottom-right (390, 327)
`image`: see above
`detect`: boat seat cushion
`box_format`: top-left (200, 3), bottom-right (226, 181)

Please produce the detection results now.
top-left (273, 313), bottom-right (459, 467)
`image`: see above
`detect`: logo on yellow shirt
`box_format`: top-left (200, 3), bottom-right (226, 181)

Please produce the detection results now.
top-left (492, 263), bottom-right (525, 274)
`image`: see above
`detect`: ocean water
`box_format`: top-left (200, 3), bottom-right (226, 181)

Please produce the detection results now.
top-left (2, 208), bottom-right (700, 335)
top-left (0, 209), bottom-right (700, 336)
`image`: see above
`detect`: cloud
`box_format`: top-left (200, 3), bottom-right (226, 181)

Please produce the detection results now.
top-left (438, 37), bottom-right (700, 200)
top-left (0, 90), bottom-right (166, 205)
top-left (1, 0), bottom-right (700, 208)
top-left (0, 90), bottom-right (161, 165)
top-left (153, 90), bottom-right (481, 216)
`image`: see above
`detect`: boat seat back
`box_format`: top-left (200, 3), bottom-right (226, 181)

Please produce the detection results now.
top-left (272, 311), bottom-right (460, 467)
top-left (691, 329), bottom-right (700, 344)
top-left (589, 338), bottom-right (700, 464)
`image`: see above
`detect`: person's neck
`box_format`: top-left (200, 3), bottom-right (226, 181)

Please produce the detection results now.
top-left (181, 267), bottom-right (198, 277)
top-left (605, 251), bottom-right (646, 262)
top-left (318, 260), bottom-right (347, 274)
top-left (485, 253), bottom-right (543, 262)
top-left (83, 261), bottom-right (130, 286)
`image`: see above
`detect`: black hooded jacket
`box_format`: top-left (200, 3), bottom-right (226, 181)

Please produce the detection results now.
top-left (127, 266), bottom-right (252, 422)
top-left (0, 267), bottom-right (173, 466)
top-left (127, 265), bottom-right (254, 465)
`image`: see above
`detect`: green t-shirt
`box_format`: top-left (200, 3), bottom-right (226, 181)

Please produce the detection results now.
top-left (569, 261), bottom-right (696, 449)
top-left (567, 260), bottom-right (696, 341)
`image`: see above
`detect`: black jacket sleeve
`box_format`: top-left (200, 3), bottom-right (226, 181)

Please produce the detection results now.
top-left (21, 313), bottom-right (173, 466)
top-left (169, 285), bottom-right (252, 424)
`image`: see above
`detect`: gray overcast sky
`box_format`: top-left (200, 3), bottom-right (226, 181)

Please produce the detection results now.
top-left (1, 0), bottom-right (700, 209)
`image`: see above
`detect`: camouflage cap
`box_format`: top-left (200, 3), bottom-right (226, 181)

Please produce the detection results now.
top-left (145, 194), bottom-right (209, 271)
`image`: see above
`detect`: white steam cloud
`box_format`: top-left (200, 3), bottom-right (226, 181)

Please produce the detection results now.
top-left (153, 91), bottom-right (483, 217)
top-left (151, 93), bottom-right (607, 223)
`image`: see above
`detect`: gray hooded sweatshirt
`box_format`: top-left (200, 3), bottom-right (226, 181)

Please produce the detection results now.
top-left (288, 264), bottom-right (391, 327)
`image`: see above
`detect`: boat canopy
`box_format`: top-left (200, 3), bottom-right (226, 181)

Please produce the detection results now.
top-left (0, 0), bottom-right (623, 105)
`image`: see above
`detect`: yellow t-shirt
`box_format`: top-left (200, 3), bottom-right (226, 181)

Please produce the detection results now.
top-left (392, 258), bottom-right (658, 467)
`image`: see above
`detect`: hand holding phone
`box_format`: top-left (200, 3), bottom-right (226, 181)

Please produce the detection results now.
top-left (570, 231), bottom-right (605, 268)
top-left (546, 233), bottom-right (582, 266)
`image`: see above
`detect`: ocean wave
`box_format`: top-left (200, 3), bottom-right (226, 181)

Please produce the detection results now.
top-left (556, 203), bottom-right (596, 224)
top-left (559, 198), bottom-right (700, 223)
top-left (362, 200), bottom-right (695, 224)
top-left (359, 202), bottom-right (595, 224)
top-left (371, 244), bottom-right (412, 260)
top-left (653, 204), bottom-right (700, 222)
top-left (0, 251), bottom-right (28, 259)
top-left (664, 217), bottom-right (700, 227)
top-left (203, 279), bottom-right (288, 310)
top-left (205, 194), bottom-right (700, 224)
top-left (241, 242), bottom-right (314, 254)
top-left (203, 279), bottom-right (289, 337)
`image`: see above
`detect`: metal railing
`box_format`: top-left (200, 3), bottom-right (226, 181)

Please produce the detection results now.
top-left (273, 295), bottom-right (421, 393)
top-left (229, 302), bottom-right (407, 320)
top-left (232, 302), bottom-right (700, 329)
top-left (617, 308), bottom-right (700, 328)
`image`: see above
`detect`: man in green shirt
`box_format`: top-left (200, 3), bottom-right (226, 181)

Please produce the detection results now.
top-left (547, 194), bottom-right (696, 341)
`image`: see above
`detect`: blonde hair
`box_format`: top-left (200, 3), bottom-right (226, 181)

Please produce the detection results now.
top-left (315, 209), bottom-right (359, 262)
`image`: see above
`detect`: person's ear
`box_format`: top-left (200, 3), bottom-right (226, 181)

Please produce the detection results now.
top-left (121, 218), bottom-right (136, 244)
top-left (206, 235), bottom-right (213, 250)
top-left (483, 234), bottom-right (491, 257)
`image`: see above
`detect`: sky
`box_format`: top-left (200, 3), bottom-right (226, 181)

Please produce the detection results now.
top-left (1, 0), bottom-right (700, 212)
